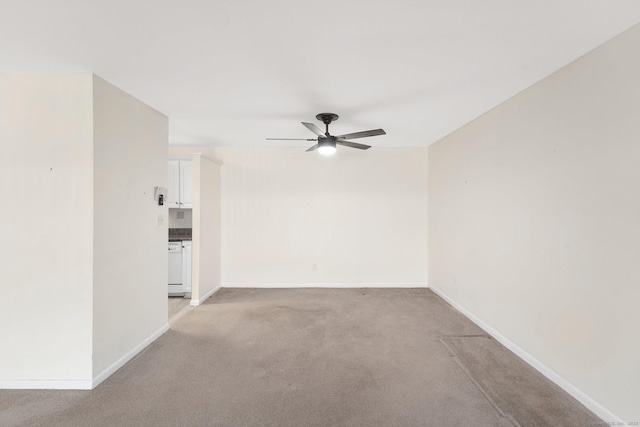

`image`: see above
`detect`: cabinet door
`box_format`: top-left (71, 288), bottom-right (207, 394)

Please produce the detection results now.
top-left (179, 161), bottom-right (193, 208)
top-left (167, 161), bottom-right (180, 208)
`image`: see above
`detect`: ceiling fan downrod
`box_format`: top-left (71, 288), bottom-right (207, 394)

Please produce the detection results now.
top-left (316, 113), bottom-right (339, 136)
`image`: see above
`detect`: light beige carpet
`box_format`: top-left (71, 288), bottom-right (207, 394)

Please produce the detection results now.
top-left (0, 288), bottom-right (599, 426)
top-left (168, 296), bottom-right (191, 319)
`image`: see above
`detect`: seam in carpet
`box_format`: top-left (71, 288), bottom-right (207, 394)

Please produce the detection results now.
top-left (439, 336), bottom-right (522, 427)
top-left (439, 334), bottom-right (491, 338)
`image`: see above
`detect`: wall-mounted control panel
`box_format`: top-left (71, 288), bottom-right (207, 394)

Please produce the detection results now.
top-left (154, 186), bottom-right (167, 206)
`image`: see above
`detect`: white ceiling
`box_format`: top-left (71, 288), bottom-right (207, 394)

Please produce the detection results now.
top-left (2, 1), bottom-right (640, 147)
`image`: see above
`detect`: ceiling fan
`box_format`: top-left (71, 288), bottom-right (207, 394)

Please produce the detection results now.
top-left (266, 113), bottom-right (386, 156)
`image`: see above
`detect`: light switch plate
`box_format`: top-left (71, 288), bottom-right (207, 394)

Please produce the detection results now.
top-left (157, 214), bottom-right (165, 226)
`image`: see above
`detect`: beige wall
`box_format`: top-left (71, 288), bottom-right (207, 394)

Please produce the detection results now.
top-left (0, 73), bottom-right (168, 388)
top-left (168, 208), bottom-right (192, 228)
top-left (428, 24), bottom-right (640, 422)
top-left (192, 154), bottom-right (222, 302)
top-left (0, 73), bottom-right (94, 385)
top-left (168, 146), bottom-right (217, 160)
top-left (92, 76), bottom-right (169, 377)
top-left (216, 146), bottom-right (428, 286)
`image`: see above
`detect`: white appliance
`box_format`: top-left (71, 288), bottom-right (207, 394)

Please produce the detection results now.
top-left (168, 242), bottom-right (183, 295)
top-left (168, 240), bottom-right (193, 296)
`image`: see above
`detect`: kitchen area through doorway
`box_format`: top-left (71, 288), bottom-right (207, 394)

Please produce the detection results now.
top-left (166, 149), bottom-right (223, 319)
top-left (167, 159), bottom-right (193, 320)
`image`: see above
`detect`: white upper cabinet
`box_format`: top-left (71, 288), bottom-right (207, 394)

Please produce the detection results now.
top-left (168, 160), bottom-right (193, 208)
top-left (179, 161), bottom-right (193, 209)
top-left (167, 160), bottom-right (181, 208)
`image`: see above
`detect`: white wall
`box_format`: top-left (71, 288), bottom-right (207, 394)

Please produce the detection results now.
top-left (0, 73), bottom-right (94, 385)
top-left (1, 74), bottom-right (168, 388)
top-left (428, 23), bottom-right (640, 422)
top-left (168, 208), bottom-right (192, 228)
top-left (217, 147), bottom-right (428, 286)
top-left (92, 76), bottom-right (169, 378)
top-left (192, 154), bottom-right (222, 302)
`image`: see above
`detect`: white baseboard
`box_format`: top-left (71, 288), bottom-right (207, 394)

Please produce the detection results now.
top-left (0, 379), bottom-right (93, 390)
top-left (221, 282), bottom-right (428, 289)
top-left (190, 284), bottom-right (221, 306)
top-left (91, 323), bottom-right (169, 389)
top-left (428, 283), bottom-right (625, 425)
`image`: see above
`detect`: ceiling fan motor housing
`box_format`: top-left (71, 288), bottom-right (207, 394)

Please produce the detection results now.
top-left (318, 135), bottom-right (337, 149)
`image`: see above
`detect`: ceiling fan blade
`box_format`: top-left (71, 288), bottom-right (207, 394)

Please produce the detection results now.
top-left (266, 138), bottom-right (317, 141)
top-left (305, 144), bottom-right (319, 152)
top-left (336, 141), bottom-right (371, 150)
top-left (302, 122), bottom-right (325, 136)
top-left (335, 129), bottom-right (386, 140)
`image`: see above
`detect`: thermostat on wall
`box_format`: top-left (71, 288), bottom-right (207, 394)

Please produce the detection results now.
top-left (154, 186), bottom-right (167, 206)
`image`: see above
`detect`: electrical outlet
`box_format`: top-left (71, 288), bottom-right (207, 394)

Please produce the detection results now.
top-left (312, 263), bottom-right (317, 270)
top-left (157, 214), bottom-right (165, 226)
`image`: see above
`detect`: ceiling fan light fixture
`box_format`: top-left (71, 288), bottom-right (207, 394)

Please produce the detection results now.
top-left (318, 145), bottom-right (336, 156)
top-left (318, 138), bottom-right (337, 156)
